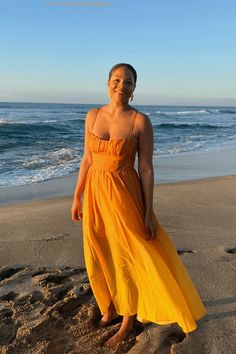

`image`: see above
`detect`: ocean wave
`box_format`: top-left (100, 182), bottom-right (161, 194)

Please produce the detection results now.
top-left (0, 163), bottom-right (79, 187)
top-left (155, 140), bottom-right (236, 157)
top-left (22, 148), bottom-right (78, 168)
top-left (42, 120), bottom-right (58, 123)
top-left (0, 117), bottom-right (84, 126)
top-left (156, 143), bottom-right (202, 156)
top-left (0, 147), bottom-right (82, 187)
top-left (155, 123), bottom-right (226, 129)
top-left (0, 122), bottom-right (67, 133)
top-left (156, 109), bottom-right (211, 116)
top-left (0, 118), bottom-right (8, 124)
top-left (218, 109), bottom-right (236, 114)
top-left (0, 105), bottom-right (15, 109)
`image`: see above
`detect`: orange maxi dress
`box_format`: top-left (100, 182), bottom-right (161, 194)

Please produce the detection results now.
top-left (82, 113), bottom-right (207, 334)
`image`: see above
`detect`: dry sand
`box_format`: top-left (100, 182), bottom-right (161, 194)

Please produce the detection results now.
top-left (0, 175), bottom-right (236, 353)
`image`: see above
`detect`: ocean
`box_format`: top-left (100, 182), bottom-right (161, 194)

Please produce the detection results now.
top-left (0, 102), bottom-right (236, 189)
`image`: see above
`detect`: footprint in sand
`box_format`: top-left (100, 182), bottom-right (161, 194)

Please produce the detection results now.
top-left (177, 248), bottom-right (196, 255)
top-left (225, 247), bottom-right (236, 254)
top-left (0, 266), bottom-right (25, 281)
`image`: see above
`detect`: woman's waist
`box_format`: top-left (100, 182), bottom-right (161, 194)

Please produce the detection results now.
top-left (91, 153), bottom-right (134, 171)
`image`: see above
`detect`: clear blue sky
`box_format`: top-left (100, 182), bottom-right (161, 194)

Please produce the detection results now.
top-left (1, 0), bottom-right (236, 105)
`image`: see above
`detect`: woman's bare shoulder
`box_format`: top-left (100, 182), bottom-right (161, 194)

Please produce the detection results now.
top-left (86, 107), bottom-right (99, 118)
top-left (85, 106), bottom-right (103, 128)
top-left (86, 105), bottom-right (108, 119)
top-left (134, 110), bottom-right (152, 130)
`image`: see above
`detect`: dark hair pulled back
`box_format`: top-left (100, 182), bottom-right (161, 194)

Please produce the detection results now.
top-left (108, 63), bottom-right (137, 85)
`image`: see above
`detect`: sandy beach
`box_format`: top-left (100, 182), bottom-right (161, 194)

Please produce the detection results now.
top-left (0, 175), bottom-right (236, 353)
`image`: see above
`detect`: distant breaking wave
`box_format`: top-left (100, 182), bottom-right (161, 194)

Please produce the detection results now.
top-left (156, 109), bottom-right (211, 115)
top-left (0, 117), bottom-right (84, 125)
top-left (218, 109), bottom-right (236, 114)
top-left (0, 122), bottom-right (66, 132)
top-left (156, 108), bottom-right (236, 116)
top-left (154, 123), bottom-right (232, 129)
top-left (0, 118), bottom-right (7, 124)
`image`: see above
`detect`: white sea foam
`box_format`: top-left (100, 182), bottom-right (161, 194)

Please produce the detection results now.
top-left (0, 118), bottom-right (60, 125)
top-left (3, 152), bottom-right (82, 187)
top-left (0, 119), bottom-right (30, 124)
top-left (0, 118), bottom-right (8, 124)
top-left (22, 148), bottom-right (79, 168)
top-left (156, 109), bottom-right (210, 115)
top-left (43, 120), bottom-right (58, 123)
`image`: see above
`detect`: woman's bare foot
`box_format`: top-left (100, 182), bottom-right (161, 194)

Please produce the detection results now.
top-left (104, 314), bottom-right (136, 348)
top-left (99, 300), bottom-right (119, 326)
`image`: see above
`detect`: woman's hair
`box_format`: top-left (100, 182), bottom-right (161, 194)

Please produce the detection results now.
top-left (108, 63), bottom-right (137, 85)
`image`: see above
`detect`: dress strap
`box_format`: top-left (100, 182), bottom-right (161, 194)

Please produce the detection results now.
top-left (129, 111), bottom-right (138, 137)
top-left (90, 108), bottom-right (100, 132)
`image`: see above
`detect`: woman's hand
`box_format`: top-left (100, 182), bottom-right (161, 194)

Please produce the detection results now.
top-left (144, 212), bottom-right (158, 241)
top-left (71, 198), bottom-right (83, 222)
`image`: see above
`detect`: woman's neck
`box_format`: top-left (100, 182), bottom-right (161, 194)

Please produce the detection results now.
top-left (107, 101), bottom-right (131, 115)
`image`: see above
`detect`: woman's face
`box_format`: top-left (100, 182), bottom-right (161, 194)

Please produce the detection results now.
top-left (107, 66), bottom-right (135, 103)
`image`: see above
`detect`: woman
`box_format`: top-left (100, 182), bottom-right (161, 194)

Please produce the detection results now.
top-left (71, 63), bottom-right (207, 348)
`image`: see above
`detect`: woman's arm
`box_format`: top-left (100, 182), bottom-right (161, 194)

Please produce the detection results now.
top-left (71, 109), bottom-right (98, 222)
top-left (137, 113), bottom-right (157, 239)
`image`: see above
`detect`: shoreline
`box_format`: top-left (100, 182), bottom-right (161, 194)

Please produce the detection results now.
top-left (1, 144), bottom-right (236, 206)
top-left (1, 173), bottom-right (236, 207)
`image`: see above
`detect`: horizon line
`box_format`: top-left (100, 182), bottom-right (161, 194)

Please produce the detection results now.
top-left (0, 100), bottom-right (236, 108)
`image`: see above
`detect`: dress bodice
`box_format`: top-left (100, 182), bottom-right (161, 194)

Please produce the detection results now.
top-left (88, 131), bottom-right (137, 172)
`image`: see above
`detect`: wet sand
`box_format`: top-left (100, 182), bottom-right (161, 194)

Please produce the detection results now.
top-left (0, 175), bottom-right (236, 353)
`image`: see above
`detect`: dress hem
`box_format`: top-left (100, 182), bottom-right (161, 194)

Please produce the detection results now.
top-left (101, 303), bottom-right (207, 334)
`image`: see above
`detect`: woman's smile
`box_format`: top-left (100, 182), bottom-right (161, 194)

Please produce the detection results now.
top-left (115, 90), bottom-right (126, 94)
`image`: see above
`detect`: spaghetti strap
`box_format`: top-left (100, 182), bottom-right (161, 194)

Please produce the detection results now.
top-left (129, 111), bottom-right (138, 137)
top-left (90, 107), bottom-right (100, 132)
